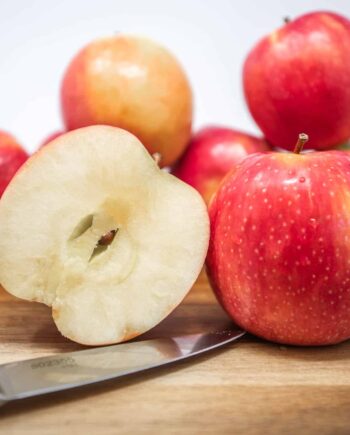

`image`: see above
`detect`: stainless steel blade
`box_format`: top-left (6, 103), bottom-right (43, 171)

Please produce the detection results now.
top-left (0, 325), bottom-right (244, 405)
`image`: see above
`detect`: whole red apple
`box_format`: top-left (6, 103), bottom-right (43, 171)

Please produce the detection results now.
top-left (39, 130), bottom-right (64, 149)
top-left (243, 11), bottom-right (350, 151)
top-left (0, 131), bottom-right (28, 197)
top-left (207, 134), bottom-right (350, 345)
top-left (172, 126), bottom-right (269, 204)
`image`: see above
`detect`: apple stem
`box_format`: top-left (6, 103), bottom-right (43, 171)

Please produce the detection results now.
top-left (293, 133), bottom-right (309, 154)
top-left (284, 16), bottom-right (291, 24)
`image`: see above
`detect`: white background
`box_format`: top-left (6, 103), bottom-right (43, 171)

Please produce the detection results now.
top-left (1, 0), bottom-right (349, 152)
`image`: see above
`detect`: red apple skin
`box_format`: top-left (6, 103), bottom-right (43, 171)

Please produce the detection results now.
top-left (243, 11), bottom-right (350, 151)
top-left (39, 130), bottom-right (64, 149)
top-left (172, 126), bottom-right (270, 204)
top-left (0, 131), bottom-right (28, 197)
top-left (207, 150), bottom-right (350, 345)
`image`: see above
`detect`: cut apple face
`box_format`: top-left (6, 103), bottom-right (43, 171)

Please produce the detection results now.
top-left (0, 126), bottom-right (209, 345)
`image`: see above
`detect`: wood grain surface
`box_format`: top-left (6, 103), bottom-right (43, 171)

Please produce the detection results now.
top-left (0, 271), bottom-right (349, 434)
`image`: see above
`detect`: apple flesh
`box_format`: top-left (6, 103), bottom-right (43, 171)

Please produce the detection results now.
top-left (0, 126), bottom-right (209, 345)
top-left (172, 126), bottom-right (270, 204)
top-left (243, 11), bottom-right (350, 150)
top-left (61, 34), bottom-right (193, 167)
top-left (207, 135), bottom-right (350, 345)
top-left (0, 130), bottom-right (28, 197)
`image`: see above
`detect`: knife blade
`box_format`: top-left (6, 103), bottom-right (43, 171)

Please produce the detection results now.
top-left (0, 324), bottom-right (244, 406)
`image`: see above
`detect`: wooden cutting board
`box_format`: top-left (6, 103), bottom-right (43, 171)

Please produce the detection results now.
top-left (0, 271), bottom-right (349, 434)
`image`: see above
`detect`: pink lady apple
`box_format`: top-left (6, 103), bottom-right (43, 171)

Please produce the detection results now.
top-left (207, 134), bottom-right (350, 345)
top-left (243, 12), bottom-right (350, 150)
top-left (173, 126), bottom-right (269, 205)
top-left (0, 130), bottom-right (28, 197)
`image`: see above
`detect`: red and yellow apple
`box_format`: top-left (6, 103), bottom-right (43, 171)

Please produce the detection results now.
top-left (61, 35), bottom-right (192, 167)
top-left (173, 126), bottom-right (269, 204)
top-left (243, 11), bottom-right (350, 151)
top-left (207, 134), bottom-right (350, 345)
top-left (0, 126), bottom-right (209, 345)
top-left (0, 130), bottom-right (28, 197)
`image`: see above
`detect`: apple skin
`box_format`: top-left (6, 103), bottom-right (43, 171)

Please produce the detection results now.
top-left (172, 126), bottom-right (270, 204)
top-left (39, 130), bottom-right (65, 149)
top-left (61, 35), bottom-right (192, 167)
top-left (207, 149), bottom-right (350, 345)
top-left (0, 131), bottom-right (28, 197)
top-left (243, 11), bottom-right (350, 151)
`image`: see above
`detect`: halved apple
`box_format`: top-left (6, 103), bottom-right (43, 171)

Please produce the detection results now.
top-left (0, 126), bottom-right (209, 345)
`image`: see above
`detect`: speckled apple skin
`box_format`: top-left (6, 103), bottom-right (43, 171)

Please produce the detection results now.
top-left (243, 12), bottom-right (350, 151)
top-left (207, 151), bottom-right (350, 345)
top-left (0, 131), bottom-right (28, 197)
top-left (173, 126), bottom-right (270, 204)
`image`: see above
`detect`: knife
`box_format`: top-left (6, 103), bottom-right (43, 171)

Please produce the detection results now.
top-left (0, 324), bottom-right (244, 406)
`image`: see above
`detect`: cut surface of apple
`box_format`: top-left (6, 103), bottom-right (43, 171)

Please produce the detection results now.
top-left (0, 126), bottom-right (209, 345)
